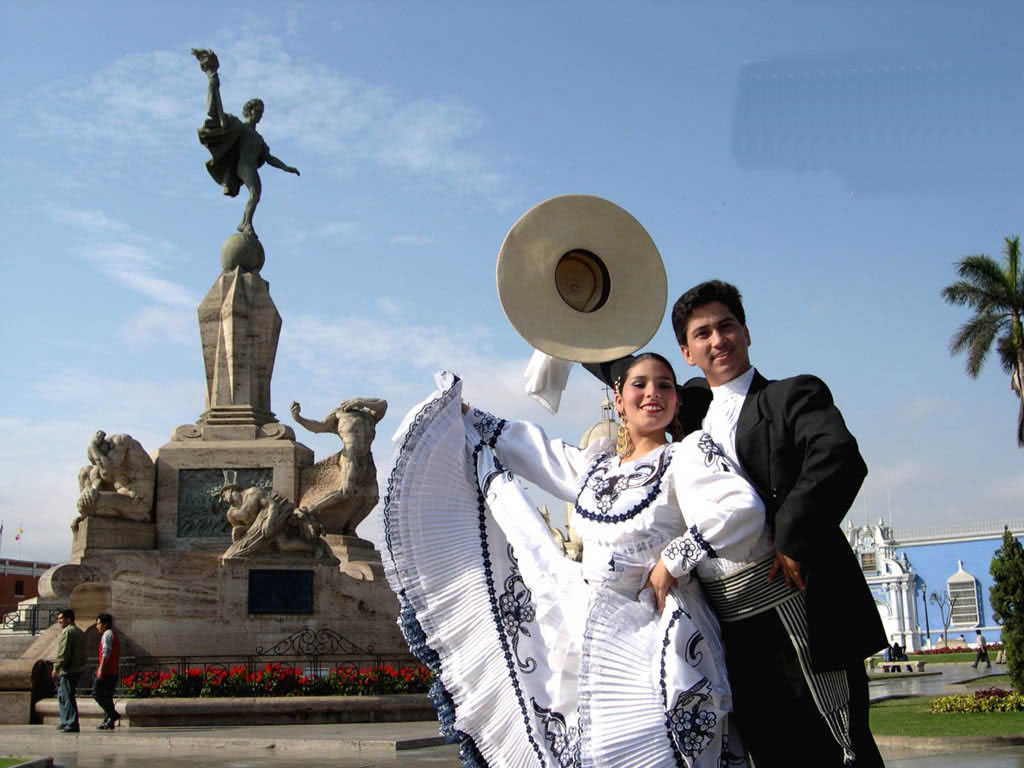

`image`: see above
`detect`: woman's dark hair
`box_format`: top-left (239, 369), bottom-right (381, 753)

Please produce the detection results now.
top-left (97, 613), bottom-right (113, 628)
top-left (613, 352), bottom-right (683, 441)
top-left (671, 280), bottom-right (746, 346)
top-left (612, 352), bottom-right (678, 390)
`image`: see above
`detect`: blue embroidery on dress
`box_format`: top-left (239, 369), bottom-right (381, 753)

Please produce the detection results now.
top-left (470, 408), bottom-right (505, 447)
top-left (667, 678), bottom-right (716, 758)
top-left (719, 731), bottom-right (748, 766)
top-left (574, 447), bottom-right (672, 524)
top-left (685, 629), bottom-right (704, 667)
top-left (662, 524), bottom-right (718, 573)
top-left (499, 544), bottom-right (538, 674)
top-left (531, 699), bottom-right (581, 768)
top-left (662, 537), bottom-right (699, 570)
top-left (382, 375), bottom-right (490, 767)
top-left (690, 525), bottom-right (718, 558)
top-left (697, 433), bottom-right (730, 472)
top-left (468, 438), bottom-right (546, 764)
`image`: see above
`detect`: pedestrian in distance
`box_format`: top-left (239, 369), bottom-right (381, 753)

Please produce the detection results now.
top-left (52, 609), bottom-right (86, 733)
top-left (93, 613), bottom-right (121, 729)
top-left (971, 630), bottom-right (991, 670)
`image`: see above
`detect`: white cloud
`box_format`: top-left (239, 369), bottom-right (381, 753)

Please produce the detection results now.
top-left (45, 206), bottom-right (131, 235)
top-left (981, 471), bottom-right (1024, 508)
top-left (313, 220), bottom-right (362, 240)
top-left (121, 306), bottom-right (197, 345)
top-left (25, 28), bottom-right (506, 202)
top-left (46, 207), bottom-right (198, 342)
top-left (390, 234), bottom-right (434, 247)
top-left (375, 297), bottom-right (402, 317)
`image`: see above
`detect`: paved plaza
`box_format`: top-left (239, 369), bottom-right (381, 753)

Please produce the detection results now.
top-left (4, 664), bottom-right (1022, 767)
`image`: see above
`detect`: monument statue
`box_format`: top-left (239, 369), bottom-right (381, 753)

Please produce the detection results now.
top-left (220, 477), bottom-right (337, 562)
top-left (191, 48), bottom-right (300, 247)
top-left (74, 431), bottom-right (155, 527)
top-left (291, 398), bottom-right (387, 535)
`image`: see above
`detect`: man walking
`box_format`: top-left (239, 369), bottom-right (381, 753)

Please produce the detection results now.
top-left (671, 280), bottom-right (887, 766)
top-left (971, 630), bottom-right (991, 670)
top-left (51, 609), bottom-right (86, 733)
top-left (93, 613), bottom-right (121, 729)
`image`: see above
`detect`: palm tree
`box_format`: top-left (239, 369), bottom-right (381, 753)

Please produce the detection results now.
top-left (941, 235), bottom-right (1024, 447)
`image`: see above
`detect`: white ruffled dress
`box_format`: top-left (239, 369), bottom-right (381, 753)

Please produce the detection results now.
top-left (381, 373), bottom-right (764, 767)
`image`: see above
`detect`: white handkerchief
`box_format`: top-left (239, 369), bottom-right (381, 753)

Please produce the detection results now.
top-left (523, 350), bottom-right (573, 414)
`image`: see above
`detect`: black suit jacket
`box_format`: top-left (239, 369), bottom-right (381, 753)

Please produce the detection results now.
top-left (685, 371), bottom-right (887, 671)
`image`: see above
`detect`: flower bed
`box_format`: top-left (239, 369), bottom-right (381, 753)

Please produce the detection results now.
top-left (121, 663), bottom-right (433, 698)
top-left (930, 687), bottom-right (1024, 713)
top-left (916, 642), bottom-right (1004, 655)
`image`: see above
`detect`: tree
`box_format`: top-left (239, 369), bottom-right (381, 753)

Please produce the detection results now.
top-left (941, 235), bottom-right (1024, 447)
top-left (929, 589), bottom-right (958, 646)
top-left (990, 527), bottom-right (1024, 690)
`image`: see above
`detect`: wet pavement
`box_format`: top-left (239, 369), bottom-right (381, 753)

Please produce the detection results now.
top-left (4, 663), bottom-right (1021, 767)
top-left (41, 744), bottom-right (461, 768)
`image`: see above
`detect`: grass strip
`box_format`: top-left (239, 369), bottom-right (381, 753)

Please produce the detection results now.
top-left (904, 652), bottom-right (977, 664)
top-left (871, 696), bottom-right (1024, 737)
top-left (0, 759), bottom-right (28, 768)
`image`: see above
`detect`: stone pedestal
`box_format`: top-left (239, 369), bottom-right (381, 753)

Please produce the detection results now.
top-left (154, 437), bottom-right (314, 552)
top-left (198, 267), bottom-right (281, 430)
top-left (71, 517), bottom-right (156, 561)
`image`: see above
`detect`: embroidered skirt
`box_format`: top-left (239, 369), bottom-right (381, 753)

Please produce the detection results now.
top-left (381, 373), bottom-right (746, 767)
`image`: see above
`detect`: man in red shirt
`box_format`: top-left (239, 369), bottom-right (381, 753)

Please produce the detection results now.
top-left (92, 613), bottom-right (120, 729)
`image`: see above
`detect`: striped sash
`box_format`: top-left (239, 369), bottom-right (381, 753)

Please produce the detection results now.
top-left (700, 554), bottom-right (800, 622)
top-left (701, 554), bottom-right (856, 763)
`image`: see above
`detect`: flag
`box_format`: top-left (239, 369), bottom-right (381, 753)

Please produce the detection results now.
top-left (14, 526), bottom-right (22, 541)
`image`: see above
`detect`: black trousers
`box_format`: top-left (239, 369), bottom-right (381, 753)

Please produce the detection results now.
top-left (721, 609), bottom-right (884, 767)
top-left (92, 674), bottom-right (118, 723)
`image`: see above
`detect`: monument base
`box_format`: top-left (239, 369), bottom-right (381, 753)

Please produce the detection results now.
top-left (154, 437), bottom-right (314, 552)
top-left (71, 517), bottom-right (156, 561)
top-left (31, 546), bottom-right (407, 659)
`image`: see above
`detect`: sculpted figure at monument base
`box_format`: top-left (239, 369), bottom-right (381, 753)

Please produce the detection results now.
top-left (292, 398), bottom-right (387, 536)
top-left (220, 482), bottom-right (337, 563)
top-left (74, 431), bottom-right (155, 529)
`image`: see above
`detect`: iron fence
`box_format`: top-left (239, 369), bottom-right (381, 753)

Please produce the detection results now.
top-left (78, 629), bottom-right (423, 697)
top-left (1, 606), bottom-right (61, 635)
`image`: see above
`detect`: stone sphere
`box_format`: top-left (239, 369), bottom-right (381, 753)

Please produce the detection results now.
top-left (220, 233), bottom-right (266, 272)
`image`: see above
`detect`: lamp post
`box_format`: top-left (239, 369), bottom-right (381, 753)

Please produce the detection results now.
top-left (922, 582), bottom-right (931, 649)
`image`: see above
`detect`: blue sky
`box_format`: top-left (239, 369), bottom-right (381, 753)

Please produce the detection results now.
top-left (1, 1), bottom-right (1022, 563)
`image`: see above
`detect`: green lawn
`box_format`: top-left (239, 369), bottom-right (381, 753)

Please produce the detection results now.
top-left (954, 674), bottom-right (1013, 688)
top-left (0, 759), bottom-right (28, 768)
top-left (905, 652), bottom-right (977, 664)
top-left (871, 697), bottom-right (1024, 738)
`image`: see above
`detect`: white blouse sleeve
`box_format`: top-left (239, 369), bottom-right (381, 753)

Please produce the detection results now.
top-left (659, 432), bottom-right (766, 578)
top-left (464, 407), bottom-right (596, 502)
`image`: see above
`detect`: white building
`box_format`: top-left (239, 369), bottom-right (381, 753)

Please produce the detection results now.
top-left (847, 520), bottom-right (924, 650)
top-left (947, 559), bottom-right (983, 631)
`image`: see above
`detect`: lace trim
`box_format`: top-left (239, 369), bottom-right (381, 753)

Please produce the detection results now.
top-left (381, 375), bottom-right (488, 765)
top-left (573, 445), bottom-right (674, 525)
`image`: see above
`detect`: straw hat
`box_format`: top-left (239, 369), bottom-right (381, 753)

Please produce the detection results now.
top-left (496, 195), bottom-right (666, 363)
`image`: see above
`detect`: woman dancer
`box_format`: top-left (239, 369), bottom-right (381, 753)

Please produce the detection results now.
top-left (382, 353), bottom-right (764, 767)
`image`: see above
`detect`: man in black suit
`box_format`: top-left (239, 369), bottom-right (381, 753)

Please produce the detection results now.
top-left (669, 280), bottom-right (886, 766)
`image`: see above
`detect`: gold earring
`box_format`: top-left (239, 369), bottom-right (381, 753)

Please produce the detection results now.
top-left (616, 415), bottom-right (634, 458)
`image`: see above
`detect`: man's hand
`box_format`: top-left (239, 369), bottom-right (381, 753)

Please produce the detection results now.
top-left (641, 559), bottom-right (676, 614)
top-left (768, 551), bottom-right (805, 590)
top-left (51, 668), bottom-right (57, 680)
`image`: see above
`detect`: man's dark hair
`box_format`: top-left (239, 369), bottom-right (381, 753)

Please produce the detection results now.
top-left (58, 608), bottom-right (75, 622)
top-left (671, 280), bottom-right (746, 346)
top-left (97, 613), bottom-right (113, 628)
